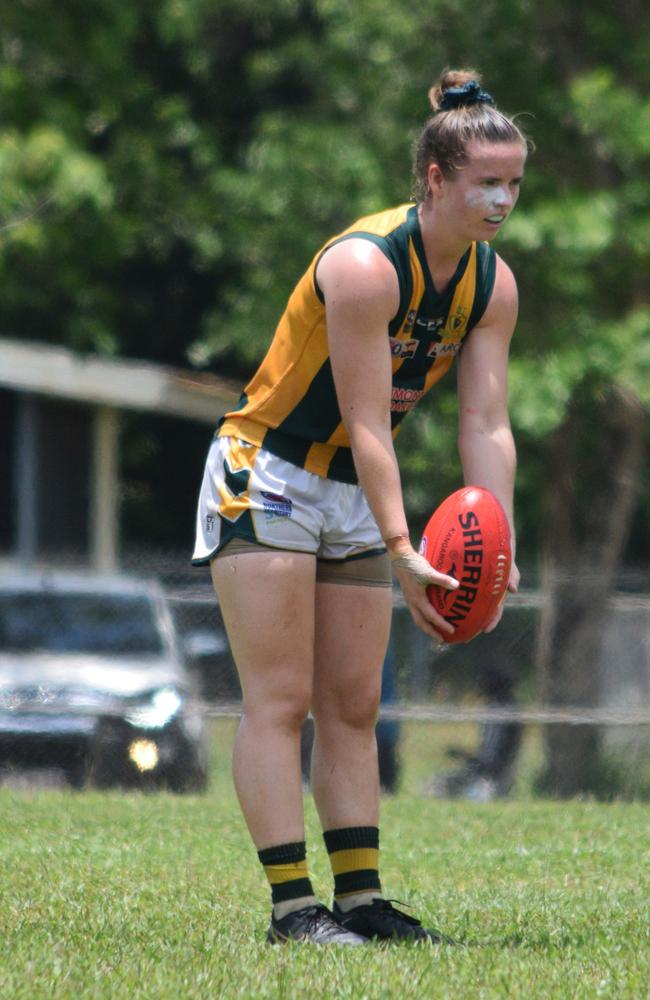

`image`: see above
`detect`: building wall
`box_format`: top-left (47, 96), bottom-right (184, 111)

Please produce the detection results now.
top-left (36, 397), bottom-right (91, 559)
top-left (1, 391), bottom-right (91, 564)
top-left (0, 390), bottom-right (15, 553)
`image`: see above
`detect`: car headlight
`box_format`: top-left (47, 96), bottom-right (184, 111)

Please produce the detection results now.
top-left (125, 687), bottom-right (182, 730)
top-left (128, 738), bottom-right (160, 772)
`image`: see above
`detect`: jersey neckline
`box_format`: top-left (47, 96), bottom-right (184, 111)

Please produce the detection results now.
top-left (406, 204), bottom-right (471, 303)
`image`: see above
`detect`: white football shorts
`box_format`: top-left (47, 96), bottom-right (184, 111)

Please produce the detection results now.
top-left (192, 436), bottom-right (385, 565)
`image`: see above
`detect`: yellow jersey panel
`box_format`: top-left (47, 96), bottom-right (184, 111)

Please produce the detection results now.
top-left (218, 204), bottom-right (496, 484)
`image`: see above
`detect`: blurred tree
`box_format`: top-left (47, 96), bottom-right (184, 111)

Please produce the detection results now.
top-left (534, 378), bottom-right (646, 796)
top-left (2, 0), bottom-right (650, 796)
top-left (503, 1), bottom-right (650, 795)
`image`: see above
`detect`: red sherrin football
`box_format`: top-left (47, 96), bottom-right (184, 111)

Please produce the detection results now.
top-left (419, 486), bottom-right (512, 644)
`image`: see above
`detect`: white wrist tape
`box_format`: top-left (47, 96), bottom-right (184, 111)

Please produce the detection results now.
top-left (390, 549), bottom-right (450, 587)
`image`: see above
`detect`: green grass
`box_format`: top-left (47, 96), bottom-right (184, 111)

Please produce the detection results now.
top-left (1, 721), bottom-right (649, 999)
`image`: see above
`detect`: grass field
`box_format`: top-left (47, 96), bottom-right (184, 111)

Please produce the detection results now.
top-left (1, 721), bottom-right (649, 1000)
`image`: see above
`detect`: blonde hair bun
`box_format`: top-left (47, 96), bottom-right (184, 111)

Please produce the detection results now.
top-left (428, 69), bottom-right (481, 113)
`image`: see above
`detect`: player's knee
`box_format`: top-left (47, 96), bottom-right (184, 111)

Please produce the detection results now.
top-left (281, 694), bottom-right (312, 732)
top-left (343, 699), bottom-right (381, 733)
top-left (316, 685), bottom-right (381, 733)
top-left (244, 684), bottom-right (312, 732)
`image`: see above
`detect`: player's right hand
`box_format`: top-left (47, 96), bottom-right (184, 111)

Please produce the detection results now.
top-left (389, 545), bottom-right (458, 643)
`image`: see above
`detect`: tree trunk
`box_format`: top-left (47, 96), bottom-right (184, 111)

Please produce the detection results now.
top-left (535, 379), bottom-right (646, 796)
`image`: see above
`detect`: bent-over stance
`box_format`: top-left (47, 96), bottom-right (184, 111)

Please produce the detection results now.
top-left (193, 68), bottom-right (528, 944)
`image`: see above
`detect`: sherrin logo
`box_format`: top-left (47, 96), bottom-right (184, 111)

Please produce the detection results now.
top-left (421, 486), bottom-right (512, 644)
top-left (444, 510), bottom-right (483, 626)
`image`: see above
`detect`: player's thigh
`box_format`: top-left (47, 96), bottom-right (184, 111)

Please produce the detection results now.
top-left (211, 548), bottom-right (317, 708)
top-left (312, 579), bottom-right (392, 720)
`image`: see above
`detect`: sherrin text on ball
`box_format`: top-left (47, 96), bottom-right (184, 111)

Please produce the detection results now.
top-left (419, 486), bottom-right (512, 643)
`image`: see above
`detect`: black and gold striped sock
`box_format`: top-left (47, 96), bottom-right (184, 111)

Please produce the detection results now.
top-left (323, 826), bottom-right (382, 912)
top-left (257, 841), bottom-right (317, 918)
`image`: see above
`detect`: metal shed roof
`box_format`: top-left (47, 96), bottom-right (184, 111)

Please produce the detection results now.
top-left (0, 336), bottom-right (239, 423)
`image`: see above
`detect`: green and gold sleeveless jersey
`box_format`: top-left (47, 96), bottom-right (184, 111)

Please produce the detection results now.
top-left (219, 203), bottom-right (496, 484)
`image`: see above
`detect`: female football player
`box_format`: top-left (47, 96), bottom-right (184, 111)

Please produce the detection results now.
top-left (194, 68), bottom-right (526, 944)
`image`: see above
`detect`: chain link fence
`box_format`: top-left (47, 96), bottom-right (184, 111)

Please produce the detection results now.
top-left (3, 550), bottom-right (650, 799)
top-left (153, 554), bottom-right (650, 801)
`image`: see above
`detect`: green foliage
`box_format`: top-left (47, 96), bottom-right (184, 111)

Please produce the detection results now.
top-left (570, 69), bottom-right (650, 163)
top-left (1, 0), bottom-right (649, 558)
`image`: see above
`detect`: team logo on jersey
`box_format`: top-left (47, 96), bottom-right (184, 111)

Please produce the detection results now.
top-left (389, 337), bottom-right (418, 359)
top-left (427, 340), bottom-right (462, 359)
top-left (447, 304), bottom-right (469, 334)
top-left (261, 491), bottom-right (293, 522)
top-left (415, 315), bottom-right (445, 334)
top-left (391, 386), bottom-right (425, 413)
top-left (402, 309), bottom-right (417, 335)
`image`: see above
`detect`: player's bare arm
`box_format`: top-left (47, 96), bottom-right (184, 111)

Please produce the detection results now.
top-left (458, 255), bottom-right (521, 628)
top-left (318, 239), bottom-right (458, 641)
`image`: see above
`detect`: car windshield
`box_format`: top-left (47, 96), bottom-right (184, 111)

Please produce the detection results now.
top-left (0, 592), bottom-right (165, 656)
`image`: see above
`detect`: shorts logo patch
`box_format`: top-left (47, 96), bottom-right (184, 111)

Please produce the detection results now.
top-left (206, 514), bottom-right (215, 533)
top-left (261, 491), bottom-right (293, 521)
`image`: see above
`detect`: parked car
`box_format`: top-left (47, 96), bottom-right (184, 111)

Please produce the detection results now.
top-left (167, 586), bottom-right (240, 701)
top-left (0, 570), bottom-right (208, 792)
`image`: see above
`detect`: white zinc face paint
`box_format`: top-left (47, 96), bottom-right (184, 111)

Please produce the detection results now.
top-left (432, 141), bottom-right (525, 242)
top-left (464, 186), bottom-right (510, 214)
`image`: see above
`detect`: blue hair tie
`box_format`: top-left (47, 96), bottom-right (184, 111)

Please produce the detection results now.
top-left (438, 80), bottom-right (495, 111)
